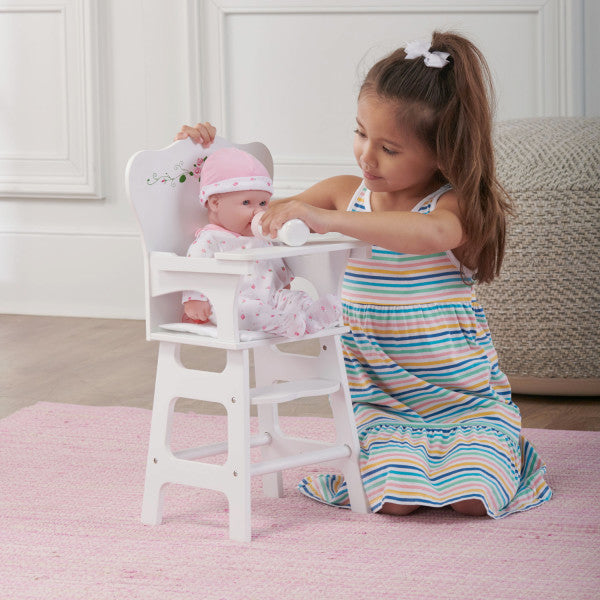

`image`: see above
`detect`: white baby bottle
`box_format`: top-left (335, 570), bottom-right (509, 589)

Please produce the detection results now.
top-left (251, 212), bottom-right (310, 246)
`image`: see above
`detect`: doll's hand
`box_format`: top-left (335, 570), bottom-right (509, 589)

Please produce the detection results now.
top-left (175, 122), bottom-right (217, 147)
top-left (183, 299), bottom-right (212, 323)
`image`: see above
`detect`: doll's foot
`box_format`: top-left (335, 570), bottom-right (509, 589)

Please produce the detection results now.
top-left (306, 294), bottom-right (342, 333)
top-left (281, 313), bottom-right (307, 337)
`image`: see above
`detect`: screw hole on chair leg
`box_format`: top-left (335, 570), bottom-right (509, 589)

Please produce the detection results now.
top-left (153, 458), bottom-right (158, 464)
top-left (322, 345), bottom-right (327, 351)
top-left (231, 397), bottom-right (236, 403)
top-left (233, 470), bottom-right (238, 477)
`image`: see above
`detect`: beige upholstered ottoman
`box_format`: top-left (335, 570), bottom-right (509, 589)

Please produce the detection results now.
top-left (476, 117), bottom-right (600, 395)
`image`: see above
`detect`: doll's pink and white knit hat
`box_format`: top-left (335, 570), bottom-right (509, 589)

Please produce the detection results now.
top-left (199, 147), bottom-right (272, 206)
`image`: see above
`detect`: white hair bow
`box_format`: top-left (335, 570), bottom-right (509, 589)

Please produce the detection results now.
top-left (404, 39), bottom-right (450, 68)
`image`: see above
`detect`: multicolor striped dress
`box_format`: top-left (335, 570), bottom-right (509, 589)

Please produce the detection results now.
top-left (299, 183), bottom-right (552, 517)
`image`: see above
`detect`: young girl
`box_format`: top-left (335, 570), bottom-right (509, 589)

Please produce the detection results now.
top-left (176, 31), bottom-right (551, 517)
top-left (182, 146), bottom-right (341, 337)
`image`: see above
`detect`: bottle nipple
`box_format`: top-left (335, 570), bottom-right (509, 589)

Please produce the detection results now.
top-left (251, 212), bottom-right (268, 239)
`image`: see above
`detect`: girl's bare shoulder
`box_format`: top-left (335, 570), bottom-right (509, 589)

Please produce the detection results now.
top-left (435, 187), bottom-right (461, 216)
top-left (317, 175), bottom-right (362, 210)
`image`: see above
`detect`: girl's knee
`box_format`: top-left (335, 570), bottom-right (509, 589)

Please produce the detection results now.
top-left (380, 502), bottom-right (420, 516)
top-left (451, 499), bottom-right (487, 516)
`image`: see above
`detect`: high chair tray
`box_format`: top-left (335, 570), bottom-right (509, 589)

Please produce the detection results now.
top-left (149, 236), bottom-right (368, 272)
top-left (213, 238), bottom-right (368, 261)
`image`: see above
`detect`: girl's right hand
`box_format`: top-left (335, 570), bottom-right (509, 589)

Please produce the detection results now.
top-left (175, 122), bottom-right (216, 147)
top-left (259, 199), bottom-right (332, 238)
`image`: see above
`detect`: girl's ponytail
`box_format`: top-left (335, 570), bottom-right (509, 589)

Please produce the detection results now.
top-left (361, 31), bottom-right (512, 283)
top-left (432, 31), bottom-right (511, 283)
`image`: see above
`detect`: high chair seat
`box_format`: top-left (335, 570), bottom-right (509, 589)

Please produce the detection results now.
top-left (126, 136), bottom-right (370, 541)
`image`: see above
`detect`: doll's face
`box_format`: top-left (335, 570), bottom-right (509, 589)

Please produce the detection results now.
top-left (207, 190), bottom-right (270, 236)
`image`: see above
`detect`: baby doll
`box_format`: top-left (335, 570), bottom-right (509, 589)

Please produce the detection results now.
top-left (182, 147), bottom-right (341, 337)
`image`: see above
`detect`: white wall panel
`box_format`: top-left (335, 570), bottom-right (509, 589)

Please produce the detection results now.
top-left (0, 9), bottom-right (67, 159)
top-left (0, 0), bottom-right (101, 199)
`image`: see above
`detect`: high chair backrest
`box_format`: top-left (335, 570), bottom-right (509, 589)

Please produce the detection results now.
top-left (126, 136), bottom-right (274, 258)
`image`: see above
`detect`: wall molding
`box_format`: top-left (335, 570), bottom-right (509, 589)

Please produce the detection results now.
top-left (0, 0), bottom-right (102, 200)
top-left (0, 229), bottom-right (140, 239)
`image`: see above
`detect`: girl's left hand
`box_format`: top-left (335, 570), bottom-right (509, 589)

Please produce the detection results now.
top-left (259, 200), bottom-right (332, 238)
top-left (174, 122), bottom-right (216, 147)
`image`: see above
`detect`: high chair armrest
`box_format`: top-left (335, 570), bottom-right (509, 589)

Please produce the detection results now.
top-left (150, 252), bottom-right (253, 275)
top-left (149, 252), bottom-right (250, 343)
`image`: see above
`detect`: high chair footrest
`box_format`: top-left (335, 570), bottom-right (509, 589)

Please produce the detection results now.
top-left (250, 378), bottom-right (340, 405)
top-left (174, 433), bottom-right (272, 460)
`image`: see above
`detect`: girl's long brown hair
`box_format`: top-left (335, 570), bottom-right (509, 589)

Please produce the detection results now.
top-left (360, 31), bottom-right (511, 283)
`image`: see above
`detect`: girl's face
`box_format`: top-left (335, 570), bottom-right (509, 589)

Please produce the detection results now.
top-left (353, 94), bottom-right (439, 200)
top-left (208, 190), bottom-right (270, 236)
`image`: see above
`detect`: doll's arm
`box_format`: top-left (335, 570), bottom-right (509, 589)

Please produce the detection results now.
top-left (181, 229), bottom-right (216, 321)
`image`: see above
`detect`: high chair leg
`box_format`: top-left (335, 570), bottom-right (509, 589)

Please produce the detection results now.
top-left (224, 349), bottom-right (252, 542)
top-left (226, 455), bottom-right (252, 543)
top-left (141, 342), bottom-right (179, 525)
top-left (327, 338), bottom-right (370, 514)
top-left (328, 388), bottom-right (369, 514)
top-left (141, 477), bottom-right (167, 525)
top-left (257, 404), bottom-right (284, 498)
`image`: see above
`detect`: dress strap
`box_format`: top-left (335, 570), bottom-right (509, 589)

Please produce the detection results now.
top-left (346, 183), bottom-right (371, 212)
top-left (412, 183), bottom-right (453, 214)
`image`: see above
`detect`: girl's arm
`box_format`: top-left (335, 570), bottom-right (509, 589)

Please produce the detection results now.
top-left (327, 199), bottom-right (464, 254)
top-left (263, 186), bottom-right (465, 254)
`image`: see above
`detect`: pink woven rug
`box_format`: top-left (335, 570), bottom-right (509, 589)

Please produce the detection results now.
top-left (1, 402), bottom-right (599, 600)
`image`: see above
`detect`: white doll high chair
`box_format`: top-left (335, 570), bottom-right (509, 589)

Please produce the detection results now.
top-left (126, 136), bottom-right (370, 541)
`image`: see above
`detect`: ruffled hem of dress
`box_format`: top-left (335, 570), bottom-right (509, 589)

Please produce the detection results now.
top-left (298, 471), bottom-right (552, 517)
top-left (297, 427), bottom-right (552, 517)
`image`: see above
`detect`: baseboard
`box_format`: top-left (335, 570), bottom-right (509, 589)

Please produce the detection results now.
top-left (509, 375), bottom-right (600, 397)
